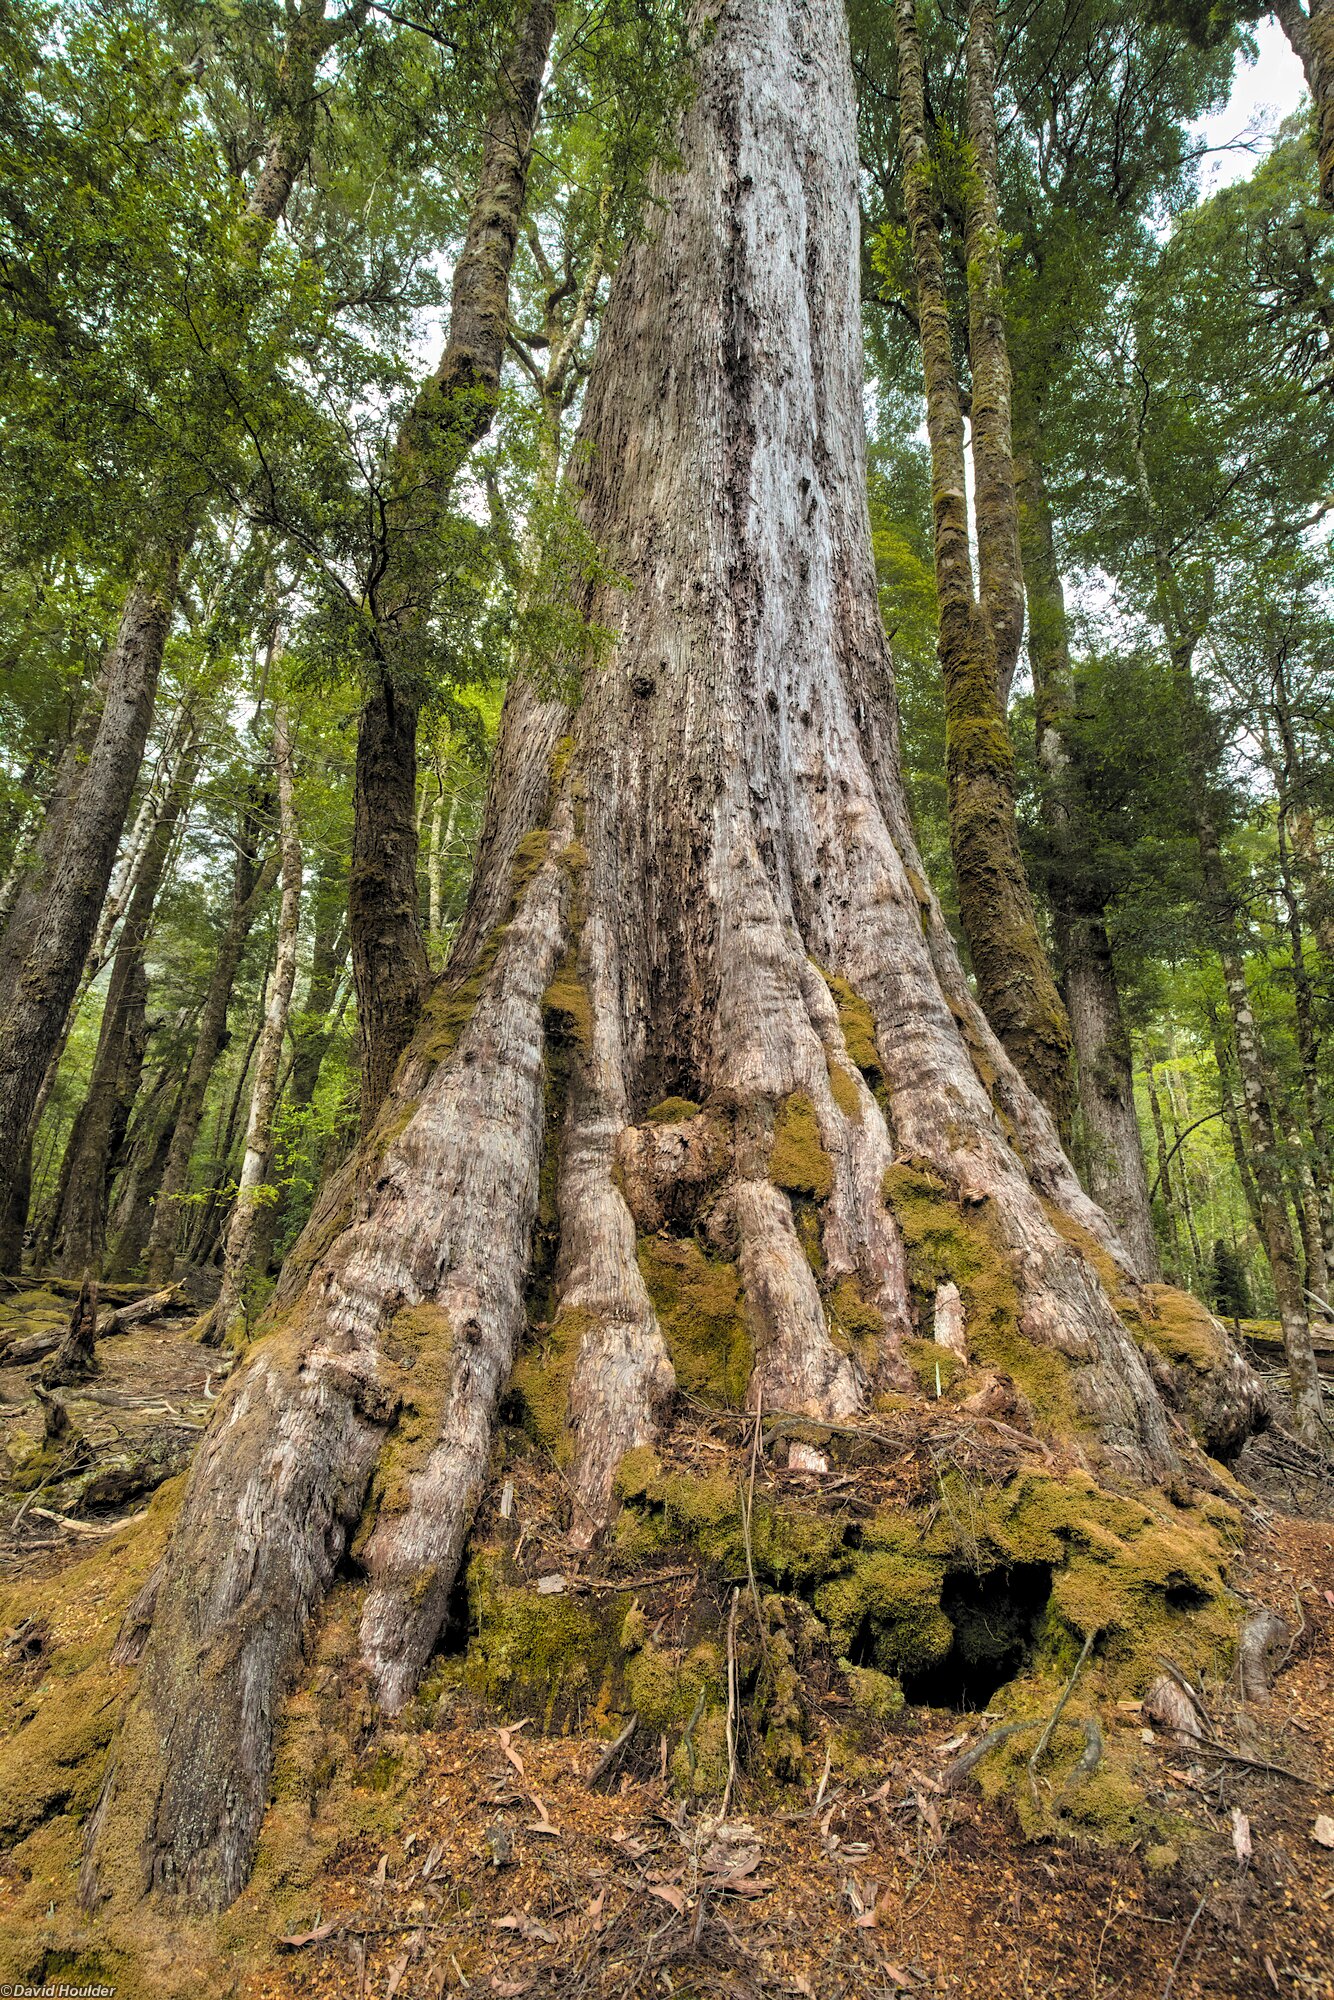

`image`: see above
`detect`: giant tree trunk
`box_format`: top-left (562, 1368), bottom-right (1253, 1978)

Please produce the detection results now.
top-left (350, 0), bottom-right (557, 1128)
top-left (1274, 0), bottom-right (1334, 209)
top-left (143, 822), bottom-right (278, 1285)
top-left (90, 0), bottom-right (1220, 1915)
top-left (1014, 421), bottom-right (1159, 1280)
top-left (891, 0), bottom-right (1074, 1134)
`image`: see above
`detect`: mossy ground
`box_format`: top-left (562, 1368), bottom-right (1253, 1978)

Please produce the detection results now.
top-left (0, 1323), bottom-right (1323, 1998)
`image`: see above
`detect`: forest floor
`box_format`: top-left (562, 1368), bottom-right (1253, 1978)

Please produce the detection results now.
top-left (239, 1508), bottom-right (1334, 2000)
top-left (0, 1282), bottom-right (1330, 2000)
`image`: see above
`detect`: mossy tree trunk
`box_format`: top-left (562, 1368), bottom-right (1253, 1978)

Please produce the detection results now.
top-left (1274, 0), bottom-right (1334, 209)
top-left (89, 0), bottom-right (1249, 1914)
top-left (890, 0), bottom-right (1074, 1136)
top-left (1014, 416), bottom-right (1159, 1281)
top-left (350, 0), bottom-right (557, 1129)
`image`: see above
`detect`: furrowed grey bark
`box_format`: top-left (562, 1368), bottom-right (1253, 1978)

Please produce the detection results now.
top-left (92, 0), bottom-right (1246, 1919)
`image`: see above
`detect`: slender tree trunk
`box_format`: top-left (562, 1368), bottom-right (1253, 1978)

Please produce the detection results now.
top-left (1145, 1060), bottom-right (1185, 1281)
top-left (106, 1068), bottom-right (184, 1280)
top-left (1121, 374), bottom-right (1325, 1439)
top-left (0, 676), bottom-right (104, 987)
top-left (891, 0), bottom-right (1073, 1133)
top-left (91, 0), bottom-right (1208, 1914)
top-left (52, 743), bottom-right (198, 1276)
top-left (0, 1), bottom-right (345, 1262)
top-left (1164, 1060), bottom-right (1204, 1288)
top-left (143, 823), bottom-right (278, 1285)
top-left (0, 576), bottom-right (176, 1266)
top-left (1014, 422), bottom-right (1159, 1278)
top-left (350, 0), bottom-right (557, 1129)
top-left (182, 964), bottom-right (272, 1270)
top-left (963, 0), bottom-right (1025, 706)
top-left (1208, 1013), bottom-right (1266, 1246)
top-left (252, 855), bottom-right (348, 1275)
top-left (200, 710), bottom-right (303, 1345)
top-left (1276, 817), bottom-right (1334, 1291)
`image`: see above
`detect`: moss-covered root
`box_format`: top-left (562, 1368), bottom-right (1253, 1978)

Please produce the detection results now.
top-left (1043, 1206), bottom-right (1270, 1461)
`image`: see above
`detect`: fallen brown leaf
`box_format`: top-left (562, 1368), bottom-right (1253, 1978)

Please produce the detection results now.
top-left (276, 1916), bottom-right (341, 1951)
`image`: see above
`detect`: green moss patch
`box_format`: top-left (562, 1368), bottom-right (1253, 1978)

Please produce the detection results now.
top-left (828, 1274), bottom-right (883, 1372)
top-left (884, 1164), bottom-right (1083, 1437)
top-left (771, 1092), bottom-right (833, 1200)
top-left (507, 1307), bottom-right (591, 1463)
top-left (607, 1453), bottom-right (1241, 1835)
top-left (636, 1238), bottom-right (752, 1406)
top-left (823, 973), bottom-right (884, 1079)
top-left (646, 1096), bottom-right (702, 1124)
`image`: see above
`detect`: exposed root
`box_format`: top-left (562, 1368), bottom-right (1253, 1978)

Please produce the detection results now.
top-left (83, 811), bottom-right (574, 1909)
top-left (561, 1080), bottom-right (676, 1541)
top-left (732, 1176), bottom-right (861, 1416)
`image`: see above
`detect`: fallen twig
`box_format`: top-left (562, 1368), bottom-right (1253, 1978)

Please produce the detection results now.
top-left (1029, 1632), bottom-right (1094, 1796)
top-left (589, 1715), bottom-right (638, 1790)
top-left (1161, 1890), bottom-right (1208, 1999)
